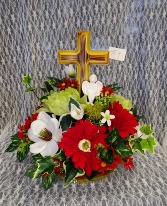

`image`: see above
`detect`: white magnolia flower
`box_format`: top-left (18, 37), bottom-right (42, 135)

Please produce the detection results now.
top-left (65, 64), bottom-right (76, 77)
top-left (100, 110), bottom-right (115, 126)
top-left (28, 111), bottom-right (62, 157)
top-left (82, 74), bottom-right (103, 105)
top-left (70, 103), bottom-right (84, 120)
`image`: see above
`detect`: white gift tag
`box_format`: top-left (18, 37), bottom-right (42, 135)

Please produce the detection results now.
top-left (108, 47), bottom-right (127, 61)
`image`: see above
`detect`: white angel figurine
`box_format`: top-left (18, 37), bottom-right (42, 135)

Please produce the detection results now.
top-left (82, 74), bottom-right (103, 105)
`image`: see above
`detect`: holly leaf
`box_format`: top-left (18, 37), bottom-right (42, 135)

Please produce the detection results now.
top-left (86, 171), bottom-right (100, 180)
top-left (25, 87), bottom-right (36, 92)
top-left (115, 142), bottom-right (133, 158)
top-left (22, 73), bottom-right (32, 84)
top-left (47, 77), bottom-right (62, 87)
top-left (140, 124), bottom-right (153, 136)
top-left (17, 142), bottom-right (30, 162)
top-left (59, 114), bottom-right (73, 132)
top-left (25, 165), bottom-right (38, 178)
top-left (32, 154), bottom-right (44, 163)
top-left (44, 81), bottom-right (54, 92)
top-left (140, 136), bottom-right (156, 153)
top-left (130, 138), bottom-right (145, 155)
top-left (52, 149), bottom-right (66, 161)
top-left (106, 128), bottom-right (120, 145)
top-left (64, 159), bottom-right (78, 187)
top-left (42, 172), bottom-right (55, 190)
top-left (98, 148), bottom-right (113, 164)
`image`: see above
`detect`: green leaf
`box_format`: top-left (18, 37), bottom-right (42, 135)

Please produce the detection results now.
top-left (68, 97), bottom-right (80, 112)
top-left (140, 136), bottom-right (156, 153)
top-left (40, 87), bottom-right (48, 92)
top-left (32, 154), bottom-right (44, 163)
top-left (42, 172), bottom-right (55, 190)
top-left (47, 77), bottom-right (62, 87)
top-left (98, 148), bottom-right (113, 164)
top-left (22, 74), bottom-right (32, 84)
top-left (39, 95), bottom-right (49, 102)
top-left (5, 141), bottom-right (20, 152)
top-left (25, 165), bottom-right (38, 179)
top-left (86, 171), bottom-right (100, 180)
top-left (140, 124), bottom-right (153, 136)
top-left (106, 128), bottom-right (120, 145)
top-left (130, 138), bottom-right (145, 155)
top-left (52, 149), bottom-right (66, 161)
top-left (25, 87), bottom-right (36, 92)
top-left (44, 81), bottom-right (54, 92)
top-left (17, 142), bottom-right (30, 162)
top-left (115, 142), bottom-right (133, 158)
top-left (64, 159), bottom-right (78, 187)
top-left (59, 114), bottom-right (73, 132)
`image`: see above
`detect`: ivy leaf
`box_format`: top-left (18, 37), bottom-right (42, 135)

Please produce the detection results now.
top-left (115, 142), bottom-right (133, 158)
top-left (52, 149), bottom-right (66, 161)
top-left (68, 97), bottom-right (81, 112)
top-left (140, 124), bottom-right (153, 136)
top-left (140, 136), bottom-right (156, 153)
top-left (106, 128), bottom-right (120, 145)
top-left (22, 74), bottom-right (32, 84)
top-left (42, 172), bottom-right (55, 190)
top-left (59, 114), bottom-right (73, 132)
top-left (25, 87), bottom-right (36, 92)
top-left (130, 138), bottom-right (145, 155)
top-left (64, 159), bottom-right (78, 187)
top-left (17, 142), bottom-right (30, 162)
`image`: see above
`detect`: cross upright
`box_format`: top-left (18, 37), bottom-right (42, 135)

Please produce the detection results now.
top-left (58, 31), bottom-right (109, 94)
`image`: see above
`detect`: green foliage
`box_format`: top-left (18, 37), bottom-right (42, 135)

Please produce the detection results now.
top-left (25, 87), bottom-right (36, 92)
top-left (44, 81), bottom-right (54, 92)
top-left (47, 77), bottom-right (62, 87)
top-left (109, 94), bottom-right (132, 110)
top-left (86, 171), bottom-right (100, 180)
top-left (59, 114), bottom-right (73, 132)
top-left (107, 83), bottom-right (121, 91)
top-left (131, 105), bottom-right (143, 121)
top-left (98, 147), bottom-right (113, 164)
top-left (115, 142), bottom-right (133, 158)
top-left (42, 172), bottom-right (55, 190)
top-left (32, 154), bottom-right (44, 162)
top-left (53, 149), bottom-right (66, 161)
top-left (22, 73), bottom-right (32, 85)
top-left (17, 142), bottom-right (30, 162)
top-left (106, 128), bottom-right (120, 144)
top-left (130, 135), bottom-right (156, 154)
top-left (25, 156), bottom-right (55, 180)
top-left (64, 158), bottom-right (80, 187)
top-left (140, 124), bottom-right (153, 136)
top-left (5, 134), bottom-right (20, 152)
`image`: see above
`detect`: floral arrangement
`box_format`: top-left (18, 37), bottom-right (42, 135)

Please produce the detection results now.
top-left (6, 65), bottom-right (157, 190)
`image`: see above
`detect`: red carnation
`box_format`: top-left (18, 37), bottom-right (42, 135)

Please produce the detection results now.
top-left (58, 78), bottom-right (78, 90)
top-left (58, 120), bottom-right (108, 176)
top-left (108, 101), bottom-right (138, 138)
top-left (124, 157), bottom-right (134, 170)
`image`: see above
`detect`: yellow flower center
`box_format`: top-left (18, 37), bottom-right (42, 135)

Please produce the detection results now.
top-left (101, 161), bottom-right (107, 167)
top-left (78, 139), bottom-right (91, 152)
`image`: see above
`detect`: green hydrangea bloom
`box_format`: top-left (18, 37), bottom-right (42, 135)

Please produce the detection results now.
top-left (109, 94), bottom-right (132, 110)
top-left (42, 88), bottom-right (87, 116)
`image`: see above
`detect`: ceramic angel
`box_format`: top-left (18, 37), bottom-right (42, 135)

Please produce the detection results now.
top-left (82, 74), bottom-right (103, 105)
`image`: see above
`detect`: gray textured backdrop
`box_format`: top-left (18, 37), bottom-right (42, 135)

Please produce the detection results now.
top-left (1, 1), bottom-right (167, 206)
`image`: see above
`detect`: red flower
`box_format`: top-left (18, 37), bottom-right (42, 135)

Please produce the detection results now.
top-left (18, 131), bottom-right (25, 140)
top-left (58, 120), bottom-right (108, 176)
top-left (108, 102), bottom-right (138, 138)
top-left (24, 117), bottom-right (31, 130)
top-left (124, 157), bottom-right (134, 170)
top-left (101, 86), bottom-right (114, 97)
top-left (31, 113), bottom-right (39, 121)
top-left (58, 78), bottom-right (78, 90)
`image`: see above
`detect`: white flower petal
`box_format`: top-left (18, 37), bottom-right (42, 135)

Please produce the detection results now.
top-left (110, 115), bottom-right (115, 119)
top-left (40, 140), bottom-right (59, 156)
top-left (37, 111), bottom-right (51, 124)
top-left (30, 120), bottom-right (48, 135)
top-left (52, 128), bottom-right (62, 142)
top-left (106, 110), bottom-right (110, 115)
top-left (101, 118), bottom-right (106, 124)
top-left (100, 112), bottom-right (105, 116)
top-left (70, 104), bottom-right (83, 120)
top-left (30, 141), bottom-right (47, 154)
top-left (107, 120), bottom-right (111, 126)
top-left (28, 128), bottom-right (40, 142)
top-left (47, 118), bottom-right (59, 134)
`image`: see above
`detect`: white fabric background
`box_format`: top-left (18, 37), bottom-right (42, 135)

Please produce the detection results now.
top-left (0, 0), bottom-right (167, 205)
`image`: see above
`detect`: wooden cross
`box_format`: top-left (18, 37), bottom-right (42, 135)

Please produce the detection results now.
top-left (58, 31), bottom-right (109, 94)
